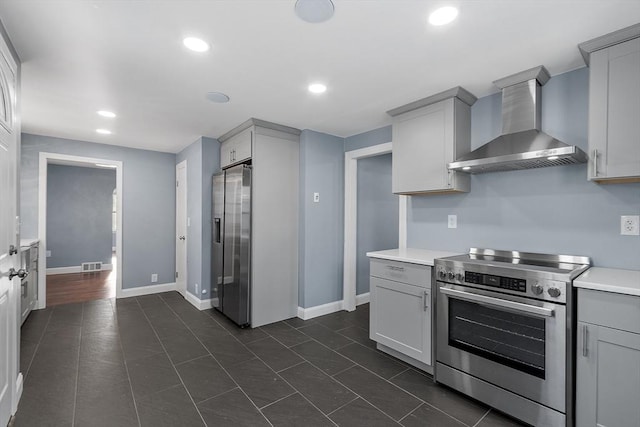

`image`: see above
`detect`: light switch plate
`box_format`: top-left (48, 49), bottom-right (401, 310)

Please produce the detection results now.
top-left (46, 250), bottom-right (51, 257)
top-left (313, 192), bottom-right (320, 203)
top-left (448, 215), bottom-right (457, 229)
top-left (151, 273), bottom-right (158, 282)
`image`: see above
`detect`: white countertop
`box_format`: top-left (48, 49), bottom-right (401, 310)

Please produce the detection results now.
top-left (366, 248), bottom-right (460, 266)
top-left (20, 239), bottom-right (39, 248)
top-left (574, 267), bottom-right (640, 297)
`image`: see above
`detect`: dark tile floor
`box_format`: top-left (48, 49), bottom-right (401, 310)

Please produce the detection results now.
top-left (15, 292), bottom-right (526, 426)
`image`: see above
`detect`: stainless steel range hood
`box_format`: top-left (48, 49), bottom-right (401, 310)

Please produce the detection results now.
top-left (448, 66), bottom-right (587, 174)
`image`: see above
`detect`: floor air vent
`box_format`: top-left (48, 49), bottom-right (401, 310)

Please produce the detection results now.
top-left (81, 262), bottom-right (102, 272)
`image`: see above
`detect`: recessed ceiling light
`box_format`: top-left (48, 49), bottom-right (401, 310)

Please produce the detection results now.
top-left (308, 83), bottom-right (327, 94)
top-left (97, 110), bottom-right (116, 118)
top-left (95, 163), bottom-right (117, 169)
top-left (428, 6), bottom-right (459, 26)
top-left (206, 92), bottom-right (230, 103)
top-left (295, 0), bottom-right (335, 23)
top-left (183, 37), bottom-right (210, 52)
top-left (547, 156), bottom-right (559, 161)
top-left (96, 129), bottom-right (112, 135)
top-left (462, 166), bottom-right (471, 171)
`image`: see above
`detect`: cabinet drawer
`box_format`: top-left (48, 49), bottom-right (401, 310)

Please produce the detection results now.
top-left (578, 289), bottom-right (640, 334)
top-left (370, 259), bottom-right (430, 287)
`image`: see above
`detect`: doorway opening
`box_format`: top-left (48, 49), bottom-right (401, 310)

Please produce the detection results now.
top-left (37, 153), bottom-right (123, 308)
top-left (343, 143), bottom-right (407, 311)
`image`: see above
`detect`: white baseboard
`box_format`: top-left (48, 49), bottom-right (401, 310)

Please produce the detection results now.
top-left (356, 292), bottom-right (370, 306)
top-left (185, 291), bottom-right (214, 311)
top-left (117, 282), bottom-right (176, 298)
top-left (298, 292), bottom-right (371, 320)
top-left (47, 263), bottom-right (113, 275)
top-left (14, 373), bottom-right (23, 413)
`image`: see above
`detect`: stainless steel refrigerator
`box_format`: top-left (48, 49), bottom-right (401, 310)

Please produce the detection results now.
top-left (212, 164), bottom-right (252, 327)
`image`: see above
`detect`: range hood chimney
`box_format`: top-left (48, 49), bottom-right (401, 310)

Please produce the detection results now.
top-left (448, 66), bottom-right (587, 173)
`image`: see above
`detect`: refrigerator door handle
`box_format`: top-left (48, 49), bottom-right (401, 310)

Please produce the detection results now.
top-left (214, 218), bottom-right (221, 243)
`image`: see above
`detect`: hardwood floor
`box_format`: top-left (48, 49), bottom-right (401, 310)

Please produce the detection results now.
top-left (46, 269), bottom-right (115, 306)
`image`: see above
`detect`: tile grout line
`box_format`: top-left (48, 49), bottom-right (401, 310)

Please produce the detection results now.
top-left (257, 390), bottom-right (298, 410)
top-left (117, 298), bottom-right (144, 427)
top-left (472, 409), bottom-right (491, 427)
top-left (275, 359), bottom-right (307, 374)
top-left (22, 308), bottom-right (54, 379)
top-left (157, 293), bottom-right (275, 427)
top-left (324, 396), bottom-right (359, 416)
top-left (71, 303), bottom-right (84, 427)
top-left (397, 401), bottom-right (424, 423)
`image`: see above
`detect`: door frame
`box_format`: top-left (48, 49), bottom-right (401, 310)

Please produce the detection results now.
top-left (343, 142), bottom-right (407, 312)
top-left (37, 152), bottom-right (123, 307)
top-left (175, 160), bottom-right (187, 297)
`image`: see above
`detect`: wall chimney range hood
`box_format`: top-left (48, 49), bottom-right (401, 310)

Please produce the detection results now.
top-left (448, 66), bottom-right (587, 174)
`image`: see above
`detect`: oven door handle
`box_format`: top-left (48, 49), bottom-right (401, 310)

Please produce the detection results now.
top-left (440, 287), bottom-right (555, 318)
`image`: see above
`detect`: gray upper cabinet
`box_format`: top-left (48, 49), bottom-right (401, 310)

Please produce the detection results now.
top-left (220, 127), bottom-right (252, 168)
top-left (387, 87), bottom-right (476, 195)
top-left (580, 24), bottom-right (640, 183)
top-left (576, 289), bottom-right (640, 427)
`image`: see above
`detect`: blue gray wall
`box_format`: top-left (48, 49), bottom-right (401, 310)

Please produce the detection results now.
top-left (20, 133), bottom-right (176, 289)
top-left (176, 136), bottom-right (220, 300)
top-left (408, 67), bottom-right (640, 269)
top-left (345, 68), bottom-right (640, 270)
top-left (356, 154), bottom-right (398, 294)
top-left (298, 130), bottom-right (345, 308)
top-left (46, 164), bottom-right (115, 268)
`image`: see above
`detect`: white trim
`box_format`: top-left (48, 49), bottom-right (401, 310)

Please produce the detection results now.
top-left (185, 291), bottom-right (214, 311)
top-left (344, 142), bottom-right (403, 312)
top-left (297, 293), bottom-right (371, 320)
top-left (37, 152), bottom-right (123, 309)
top-left (376, 343), bottom-right (433, 375)
top-left (117, 282), bottom-right (176, 298)
top-left (46, 264), bottom-right (113, 275)
top-left (14, 373), bottom-right (23, 411)
top-left (355, 292), bottom-right (370, 306)
top-left (297, 300), bottom-right (343, 320)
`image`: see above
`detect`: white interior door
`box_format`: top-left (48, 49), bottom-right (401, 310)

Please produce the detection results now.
top-left (175, 161), bottom-right (187, 296)
top-left (0, 31), bottom-right (19, 426)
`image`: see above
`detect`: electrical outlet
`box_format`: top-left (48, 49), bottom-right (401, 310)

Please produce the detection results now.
top-left (448, 215), bottom-right (457, 229)
top-left (151, 273), bottom-right (158, 283)
top-left (621, 215), bottom-right (640, 236)
top-left (195, 283), bottom-right (200, 294)
top-left (313, 192), bottom-right (320, 203)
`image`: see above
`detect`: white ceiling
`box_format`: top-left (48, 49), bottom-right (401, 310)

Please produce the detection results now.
top-left (0, 1), bottom-right (639, 153)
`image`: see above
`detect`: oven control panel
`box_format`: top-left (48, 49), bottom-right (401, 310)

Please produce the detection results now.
top-left (435, 263), bottom-right (567, 302)
top-left (464, 272), bottom-right (526, 292)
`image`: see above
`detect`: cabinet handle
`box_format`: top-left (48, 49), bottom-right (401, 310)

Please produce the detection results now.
top-left (423, 291), bottom-right (429, 311)
top-left (447, 170), bottom-right (452, 187)
top-left (386, 265), bottom-right (405, 272)
top-left (582, 325), bottom-right (588, 357)
top-left (592, 149), bottom-right (598, 177)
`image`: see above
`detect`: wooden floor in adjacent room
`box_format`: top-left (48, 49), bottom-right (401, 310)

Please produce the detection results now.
top-left (46, 262), bottom-right (116, 306)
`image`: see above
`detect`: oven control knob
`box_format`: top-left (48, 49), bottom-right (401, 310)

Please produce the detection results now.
top-left (548, 287), bottom-right (561, 298)
top-left (448, 271), bottom-right (455, 280)
top-left (531, 284), bottom-right (544, 295)
top-left (438, 270), bottom-right (447, 280)
top-left (455, 273), bottom-right (464, 282)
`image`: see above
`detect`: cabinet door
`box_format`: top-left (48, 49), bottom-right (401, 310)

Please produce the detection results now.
top-left (576, 322), bottom-right (640, 427)
top-left (392, 99), bottom-right (451, 194)
top-left (220, 128), bottom-right (253, 168)
top-left (589, 37), bottom-right (640, 180)
top-left (370, 277), bottom-right (431, 364)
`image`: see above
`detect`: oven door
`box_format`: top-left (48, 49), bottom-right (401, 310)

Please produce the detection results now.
top-left (436, 283), bottom-right (566, 413)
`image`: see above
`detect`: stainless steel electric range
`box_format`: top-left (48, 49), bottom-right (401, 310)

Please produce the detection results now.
top-left (434, 248), bottom-right (591, 427)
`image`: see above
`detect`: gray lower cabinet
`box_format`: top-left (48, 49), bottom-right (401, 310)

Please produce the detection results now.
top-left (369, 259), bottom-right (431, 366)
top-left (576, 289), bottom-right (640, 427)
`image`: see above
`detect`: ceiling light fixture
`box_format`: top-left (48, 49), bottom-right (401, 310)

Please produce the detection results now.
top-left (95, 163), bottom-right (117, 168)
top-left (428, 6), bottom-right (459, 26)
top-left (183, 37), bottom-right (210, 52)
top-left (462, 166), bottom-right (471, 171)
top-left (547, 156), bottom-right (559, 161)
top-left (97, 110), bottom-right (116, 118)
top-left (308, 83), bottom-right (327, 94)
top-left (295, 0), bottom-right (335, 23)
top-left (96, 129), bottom-right (112, 135)
top-left (206, 92), bottom-right (230, 103)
